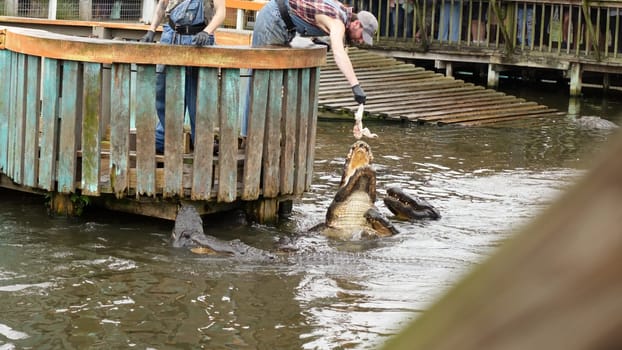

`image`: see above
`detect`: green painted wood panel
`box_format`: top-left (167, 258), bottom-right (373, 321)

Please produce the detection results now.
top-left (135, 64), bottom-right (157, 197)
top-left (110, 63), bottom-right (131, 198)
top-left (217, 68), bottom-right (240, 203)
top-left (294, 68), bottom-right (311, 195)
top-left (305, 67), bottom-right (320, 190)
top-left (0, 51), bottom-right (11, 173)
top-left (81, 62), bottom-right (102, 196)
top-left (23, 55), bottom-right (41, 188)
top-left (280, 68), bottom-right (298, 195)
top-left (192, 67), bottom-right (218, 200)
top-left (39, 58), bottom-right (60, 191)
top-left (11, 53), bottom-right (26, 184)
top-left (241, 69), bottom-right (268, 201)
top-left (262, 69), bottom-right (283, 198)
top-left (57, 60), bottom-right (80, 193)
top-left (163, 66), bottom-right (184, 197)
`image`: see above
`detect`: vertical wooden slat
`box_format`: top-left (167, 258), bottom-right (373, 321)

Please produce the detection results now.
top-left (241, 69), bottom-right (268, 200)
top-left (110, 63), bottom-right (131, 198)
top-left (11, 53), bottom-right (26, 183)
top-left (39, 58), bottom-right (60, 191)
top-left (135, 64), bottom-right (156, 197)
top-left (57, 61), bottom-right (80, 193)
top-left (294, 68), bottom-right (310, 195)
top-left (217, 68), bottom-right (240, 203)
top-left (81, 62), bottom-right (102, 196)
top-left (279, 68), bottom-right (298, 195)
top-left (305, 67), bottom-right (320, 190)
top-left (262, 69), bottom-right (283, 198)
top-left (0, 50), bottom-right (12, 173)
top-left (5, 52), bottom-right (16, 179)
top-left (164, 66), bottom-right (184, 197)
top-left (192, 67), bottom-right (218, 200)
top-left (23, 55), bottom-right (41, 188)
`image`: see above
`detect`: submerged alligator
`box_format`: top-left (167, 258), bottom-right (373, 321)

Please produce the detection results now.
top-left (172, 141), bottom-right (440, 257)
top-left (574, 116), bottom-right (619, 130)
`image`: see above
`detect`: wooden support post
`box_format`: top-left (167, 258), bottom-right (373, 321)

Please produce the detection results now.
top-left (435, 60), bottom-right (453, 77)
top-left (569, 63), bottom-right (582, 96)
top-left (5, 0), bottom-right (17, 16)
top-left (79, 0), bottom-right (93, 21)
top-left (567, 97), bottom-right (581, 117)
top-left (603, 73), bottom-right (610, 92)
top-left (48, 0), bottom-right (58, 19)
top-left (236, 9), bottom-right (245, 30)
top-left (48, 192), bottom-right (77, 216)
top-left (487, 64), bottom-right (499, 89)
top-left (245, 198), bottom-right (279, 224)
top-left (278, 199), bottom-right (293, 217)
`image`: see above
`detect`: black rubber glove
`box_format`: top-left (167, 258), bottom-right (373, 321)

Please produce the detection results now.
top-left (312, 37), bottom-right (331, 51)
top-left (192, 31), bottom-right (215, 46)
top-left (139, 30), bottom-right (155, 43)
top-left (352, 84), bottom-right (366, 105)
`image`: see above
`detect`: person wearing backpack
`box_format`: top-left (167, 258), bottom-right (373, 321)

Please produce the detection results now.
top-left (140, 0), bottom-right (226, 154)
top-left (252, 0), bottom-right (378, 107)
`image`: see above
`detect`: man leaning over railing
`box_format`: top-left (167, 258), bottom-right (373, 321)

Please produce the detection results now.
top-left (252, 0), bottom-right (378, 106)
top-left (139, 0), bottom-right (226, 154)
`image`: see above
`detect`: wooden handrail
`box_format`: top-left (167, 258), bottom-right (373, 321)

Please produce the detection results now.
top-left (0, 15), bottom-right (150, 30)
top-left (225, 0), bottom-right (267, 11)
top-left (0, 26), bottom-right (326, 68)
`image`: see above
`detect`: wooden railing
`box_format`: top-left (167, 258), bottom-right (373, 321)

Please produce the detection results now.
top-left (353, 0), bottom-right (622, 59)
top-left (0, 26), bottom-right (326, 219)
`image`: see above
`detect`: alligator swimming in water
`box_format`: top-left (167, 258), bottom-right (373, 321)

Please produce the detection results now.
top-left (574, 116), bottom-right (619, 130)
top-left (171, 141), bottom-right (440, 256)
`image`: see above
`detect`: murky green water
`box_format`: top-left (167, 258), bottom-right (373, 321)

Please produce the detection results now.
top-left (1, 85), bottom-right (620, 349)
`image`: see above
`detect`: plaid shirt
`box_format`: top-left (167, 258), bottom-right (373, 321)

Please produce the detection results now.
top-left (289, 0), bottom-right (352, 27)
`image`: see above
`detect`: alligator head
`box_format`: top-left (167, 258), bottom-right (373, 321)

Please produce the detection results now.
top-left (383, 187), bottom-right (441, 220)
top-left (172, 205), bottom-right (277, 260)
top-left (323, 141), bottom-right (399, 239)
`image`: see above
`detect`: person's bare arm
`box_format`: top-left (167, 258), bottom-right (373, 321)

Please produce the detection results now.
top-left (148, 0), bottom-right (169, 31)
top-left (316, 14), bottom-right (359, 87)
top-left (205, 0), bottom-right (226, 34)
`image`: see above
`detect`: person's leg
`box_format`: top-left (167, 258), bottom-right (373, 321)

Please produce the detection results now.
top-left (185, 66), bottom-right (198, 148)
top-left (527, 6), bottom-right (534, 45)
top-left (449, 1), bottom-right (461, 42)
top-left (517, 6), bottom-right (533, 46)
top-left (154, 26), bottom-right (174, 153)
top-left (252, 0), bottom-right (289, 47)
top-left (439, 1), bottom-right (450, 40)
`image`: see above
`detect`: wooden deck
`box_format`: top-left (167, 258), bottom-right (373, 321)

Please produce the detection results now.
top-left (319, 48), bottom-right (565, 126)
top-left (0, 26), bottom-right (325, 221)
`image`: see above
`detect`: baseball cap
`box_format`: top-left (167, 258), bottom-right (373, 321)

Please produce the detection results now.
top-left (357, 11), bottom-right (378, 45)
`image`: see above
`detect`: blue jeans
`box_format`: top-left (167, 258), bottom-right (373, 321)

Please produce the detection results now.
top-left (252, 0), bottom-right (290, 47)
top-left (517, 6), bottom-right (534, 46)
top-left (439, 1), bottom-right (461, 42)
top-left (155, 25), bottom-right (213, 153)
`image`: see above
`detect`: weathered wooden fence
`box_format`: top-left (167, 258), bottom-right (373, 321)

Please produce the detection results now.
top-left (0, 25), bottom-right (326, 221)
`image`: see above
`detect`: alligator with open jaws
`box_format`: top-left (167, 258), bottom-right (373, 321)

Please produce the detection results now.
top-left (318, 141), bottom-right (440, 240)
top-left (171, 141), bottom-right (440, 257)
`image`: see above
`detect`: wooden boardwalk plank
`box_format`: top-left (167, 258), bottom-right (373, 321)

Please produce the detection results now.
top-left (319, 48), bottom-right (560, 125)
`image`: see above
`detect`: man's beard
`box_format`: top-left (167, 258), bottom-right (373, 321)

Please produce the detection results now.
top-left (344, 31), bottom-right (354, 46)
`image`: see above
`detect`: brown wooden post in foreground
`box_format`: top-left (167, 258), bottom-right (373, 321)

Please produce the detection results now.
top-left (382, 131), bottom-right (622, 350)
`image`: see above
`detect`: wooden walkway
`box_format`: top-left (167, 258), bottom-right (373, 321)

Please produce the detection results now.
top-left (318, 48), bottom-right (565, 126)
